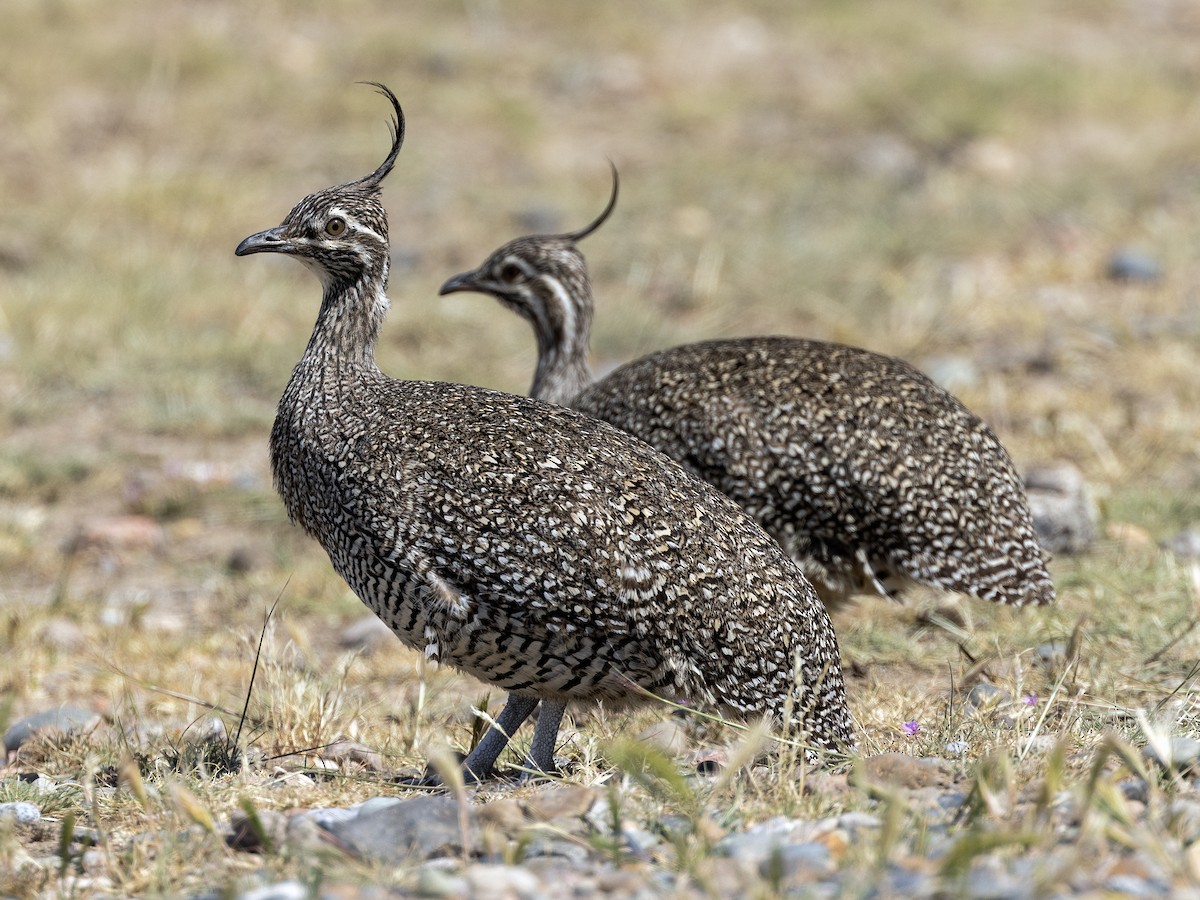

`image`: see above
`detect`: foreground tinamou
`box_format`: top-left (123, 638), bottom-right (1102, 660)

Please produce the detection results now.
top-left (234, 85), bottom-right (853, 780)
top-left (440, 169), bottom-right (1055, 610)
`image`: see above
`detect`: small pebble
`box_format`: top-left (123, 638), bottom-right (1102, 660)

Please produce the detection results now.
top-left (966, 683), bottom-right (1008, 710)
top-left (1106, 247), bottom-right (1162, 283)
top-left (237, 880), bottom-right (308, 900)
top-left (1036, 641), bottom-right (1068, 665)
top-left (0, 801), bottom-right (40, 824)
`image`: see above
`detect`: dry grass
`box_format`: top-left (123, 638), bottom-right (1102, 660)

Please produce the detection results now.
top-left (3, 0), bottom-right (1200, 894)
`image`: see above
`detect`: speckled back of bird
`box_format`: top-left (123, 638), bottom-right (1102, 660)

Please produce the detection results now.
top-left (574, 336), bottom-right (1055, 608)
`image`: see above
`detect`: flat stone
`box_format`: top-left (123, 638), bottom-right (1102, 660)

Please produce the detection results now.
top-left (323, 795), bottom-right (475, 863)
top-left (521, 783), bottom-right (598, 822)
top-left (0, 802), bottom-right (40, 824)
top-left (4, 706), bottom-right (102, 753)
top-left (860, 753), bottom-right (952, 790)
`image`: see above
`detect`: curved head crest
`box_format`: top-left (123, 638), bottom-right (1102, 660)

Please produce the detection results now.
top-left (355, 82), bottom-right (405, 190)
top-left (560, 161), bottom-right (618, 244)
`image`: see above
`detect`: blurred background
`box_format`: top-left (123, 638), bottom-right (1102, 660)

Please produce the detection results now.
top-left (2, 0), bottom-right (1199, 738)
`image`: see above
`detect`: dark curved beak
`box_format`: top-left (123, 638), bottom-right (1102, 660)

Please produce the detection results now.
top-left (235, 226), bottom-right (292, 257)
top-left (438, 271), bottom-right (481, 296)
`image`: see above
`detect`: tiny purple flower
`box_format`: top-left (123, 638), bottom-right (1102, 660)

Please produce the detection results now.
top-left (1023, 694), bottom-right (1038, 706)
top-left (902, 720), bottom-right (920, 736)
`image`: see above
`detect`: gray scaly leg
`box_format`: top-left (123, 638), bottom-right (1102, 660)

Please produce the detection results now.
top-left (460, 693), bottom-right (538, 781)
top-left (525, 699), bottom-right (566, 777)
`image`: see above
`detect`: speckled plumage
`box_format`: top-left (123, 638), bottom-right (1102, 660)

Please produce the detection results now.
top-left (235, 86), bottom-right (853, 779)
top-left (440, 171), bottom-right (1055, 610)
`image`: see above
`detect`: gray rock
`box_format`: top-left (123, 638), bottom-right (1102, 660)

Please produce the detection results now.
top-left (758, 841), bottom-right (833, 881)
top-left (1036, 642), bottom-right (1068, 665)
top-left (1117, 777), bottom-right (1149, 804)
top-left (1024, 462), bottom-right (1098, 555)
top-left (237, 881), bottom-right (308, 900)
top-left (0, 801), bottom-right (40, 824)
top-left (620, 824), bottom-right (660, 857)
top-left (1143, 736), bottom-right (1200, 773)
top-left (4, 706), bottom-right (102, 753)
top-left (323, 795), bottom-right (475, 863)
top-left (1163, 529), bottom-right (1200, 559)
top-left (1107, 247), bottom-right (1162, 283)
top-left (967, 683), bottom-right (1008, 710)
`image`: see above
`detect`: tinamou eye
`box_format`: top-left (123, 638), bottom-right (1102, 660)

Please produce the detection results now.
top-left (499, 262), bottom-right (524, 282)
top-left (325, 217), bottom-right (347, 237)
